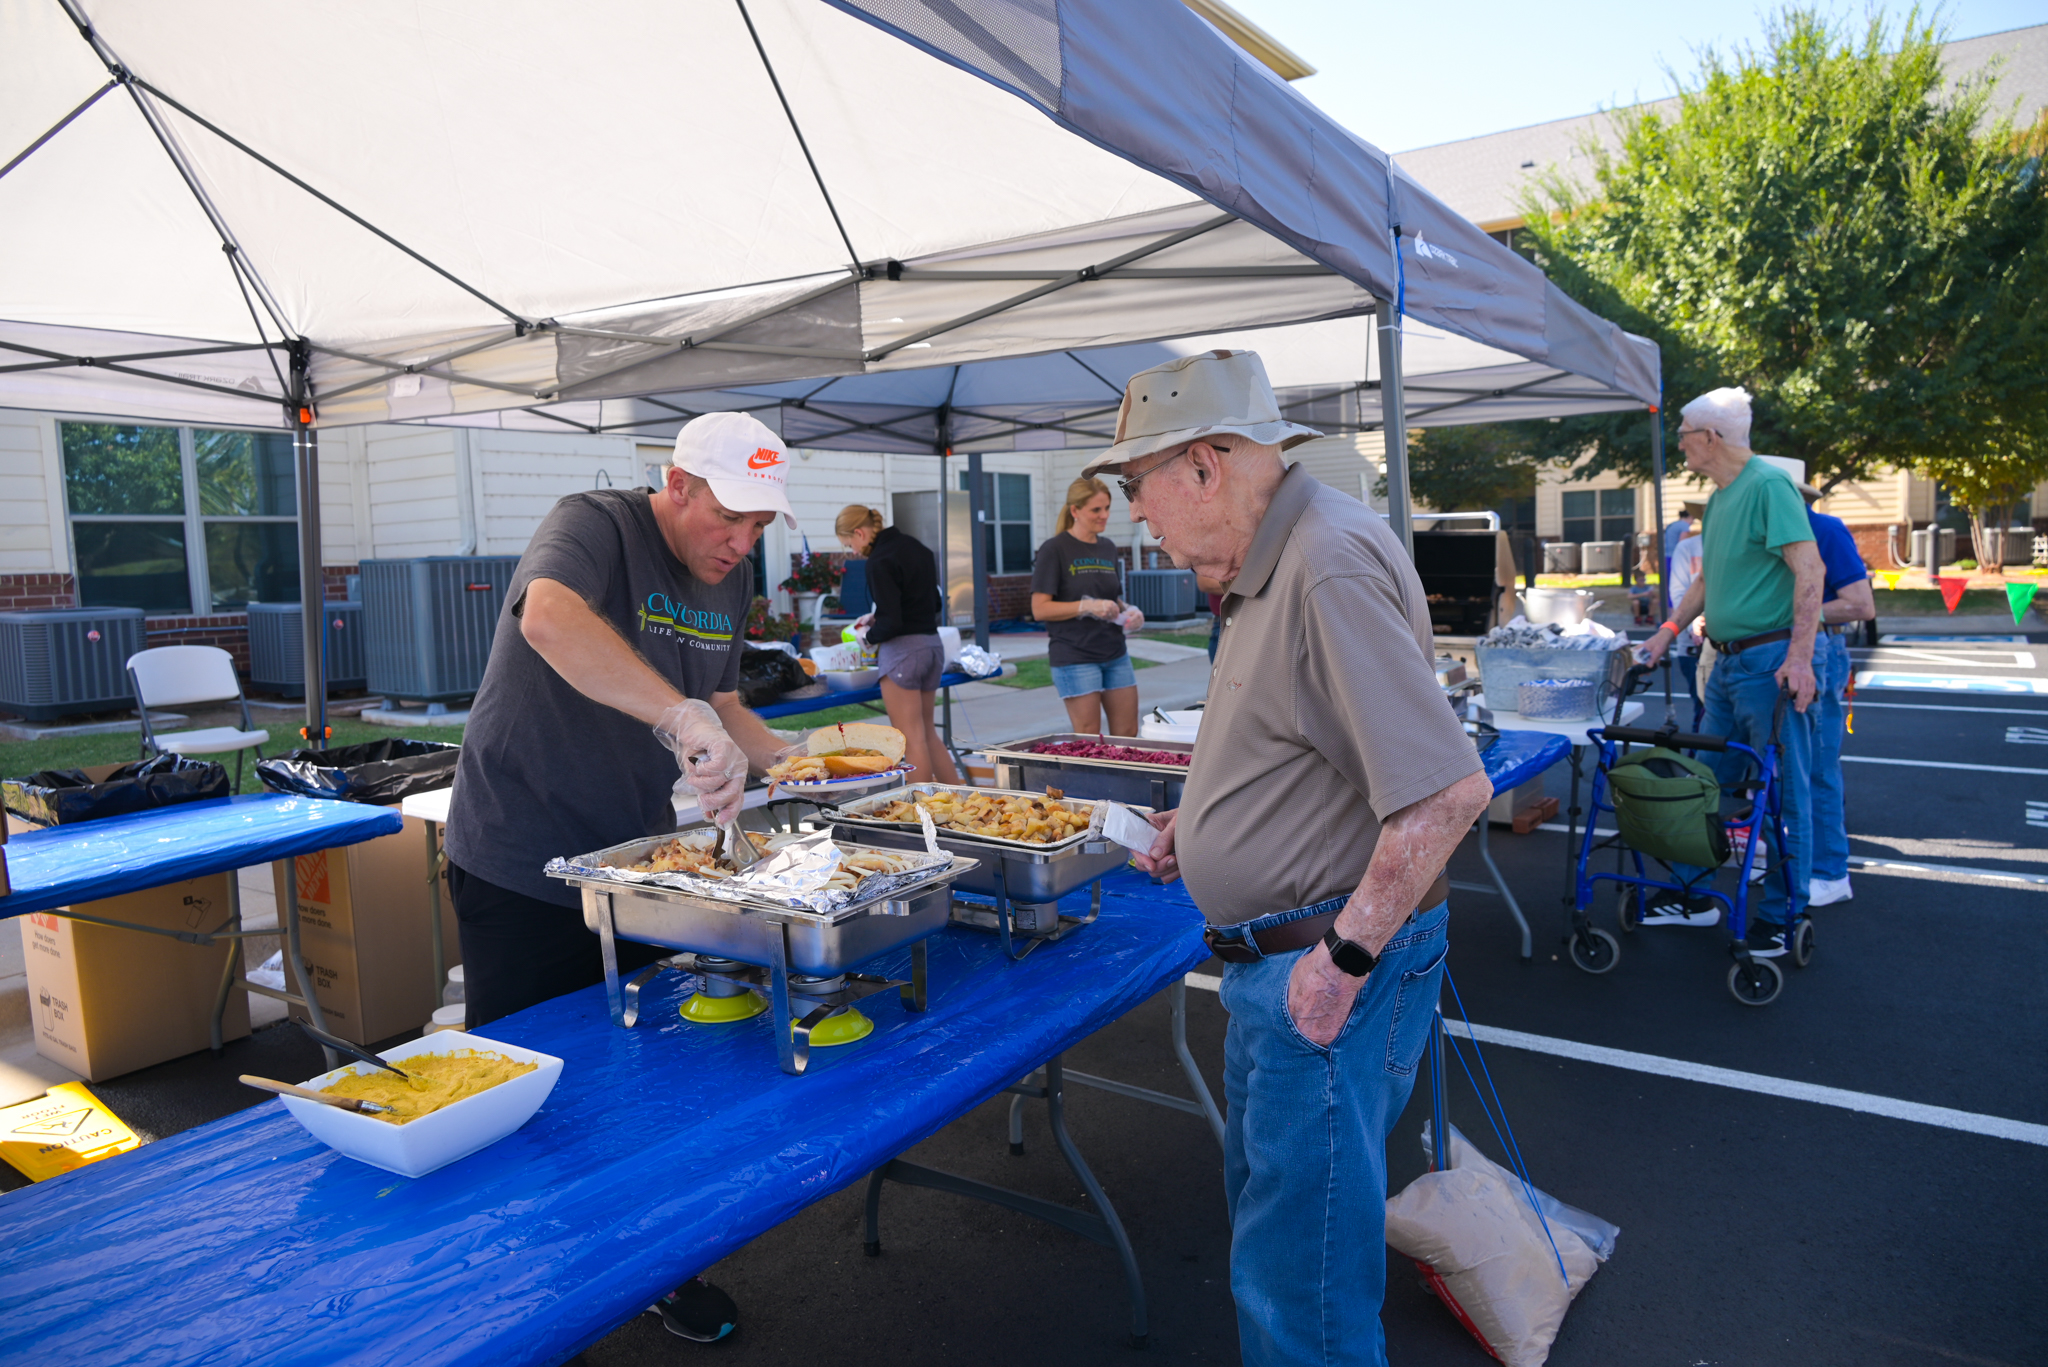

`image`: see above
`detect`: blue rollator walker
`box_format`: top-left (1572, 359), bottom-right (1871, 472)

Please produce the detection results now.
top-left (1565, 665), bottom-right (1815, 1006)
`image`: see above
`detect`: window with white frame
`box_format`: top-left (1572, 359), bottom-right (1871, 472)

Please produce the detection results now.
top-left (60, 423), bottom-right (299, 615)
top-left (958, 470), bottom-right (1034, 574)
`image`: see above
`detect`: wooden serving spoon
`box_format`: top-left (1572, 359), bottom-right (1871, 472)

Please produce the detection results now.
top-left (239, 1075), bottom-right (393, 1115)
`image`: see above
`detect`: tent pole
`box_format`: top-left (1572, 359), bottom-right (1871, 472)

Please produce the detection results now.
top-left (290, 345), bottom-right (328, 749)
top-left (1374, 296), bottom-right (1414, 558)
top-left (966, 450), bottom-right (991, 650)
top-left (1649, 405), bottom-right (1671, 718)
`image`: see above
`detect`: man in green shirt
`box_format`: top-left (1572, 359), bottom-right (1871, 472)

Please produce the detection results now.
top-left (1641, 387), bottom-right (1823, 948)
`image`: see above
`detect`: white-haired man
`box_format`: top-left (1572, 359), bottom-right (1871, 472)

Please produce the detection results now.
top-left (1641, 388), bottom-right (1823, 950)
top-left (1100, 350), bottom-right (1494, 1367)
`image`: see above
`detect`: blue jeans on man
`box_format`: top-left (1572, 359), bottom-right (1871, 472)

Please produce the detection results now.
top-left (1672, 637), bottom-right (1815, 925)
top-left (1219, 902), bottom-right (1450, 1367)
top-left (1808, 632), bottom-right (1851, 882)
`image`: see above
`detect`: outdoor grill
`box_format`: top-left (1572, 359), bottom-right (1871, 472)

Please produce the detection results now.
top-left (1413, 529), bottom-right (1505, 636)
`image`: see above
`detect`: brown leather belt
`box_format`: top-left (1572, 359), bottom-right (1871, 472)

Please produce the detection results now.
top-left (1710, 627), bottom-right (1791, 655)
top-left (1202, 873), bottom-right (1449, 964)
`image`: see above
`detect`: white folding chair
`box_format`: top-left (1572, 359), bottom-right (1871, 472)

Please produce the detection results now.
top-left (127, 645), bottom-right (272, 791)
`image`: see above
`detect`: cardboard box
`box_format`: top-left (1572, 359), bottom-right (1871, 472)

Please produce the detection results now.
top-left (20, 873), bottom-right (250, 1082)
top-left (271, 812), bottom-right (462, 1047)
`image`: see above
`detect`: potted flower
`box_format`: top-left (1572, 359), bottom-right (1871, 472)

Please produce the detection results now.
top-left (779, 553), bottom-right (841, 631)
top-left (744, 596), bottom-right (800, 643)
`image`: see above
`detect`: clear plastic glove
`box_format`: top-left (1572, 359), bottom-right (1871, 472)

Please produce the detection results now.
top-left (1077, 597), bottom-right (1121, 620)
top-left (655, 699), bottom-right (748, 825)
top-left (1119, 605), bottom-right (1146, 633)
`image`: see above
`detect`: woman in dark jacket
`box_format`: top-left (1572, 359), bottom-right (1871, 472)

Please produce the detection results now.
top-left (837, 505), bottom-right (960, 784)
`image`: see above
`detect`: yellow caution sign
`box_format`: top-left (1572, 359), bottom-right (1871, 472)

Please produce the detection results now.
top-left (0, 1081), bottom-right (140, 1182)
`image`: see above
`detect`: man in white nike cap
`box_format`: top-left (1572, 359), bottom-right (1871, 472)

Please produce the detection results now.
top-left (444, 410), bottom-right (799, 1340)
top-left (1112, 350), bottom-right (1493, 1367)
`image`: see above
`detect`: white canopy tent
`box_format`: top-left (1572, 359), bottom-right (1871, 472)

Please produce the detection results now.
top-left (2, 0), bottom-right (1662, 734)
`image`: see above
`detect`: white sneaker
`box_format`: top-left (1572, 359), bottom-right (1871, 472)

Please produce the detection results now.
top-left (1808, 876), bottom-right (1853, 907)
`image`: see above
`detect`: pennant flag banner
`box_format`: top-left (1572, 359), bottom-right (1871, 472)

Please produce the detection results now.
top-left (2008, 581), bottom-right (2038, 624)
top-left (1875, 571), bottom-right (1901, 591)
top-left (1936, 576), bottom-right (1970, 613)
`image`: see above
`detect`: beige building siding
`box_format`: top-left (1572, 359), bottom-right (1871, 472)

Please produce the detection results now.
top-left (0, 411), bottom-right (68, 574)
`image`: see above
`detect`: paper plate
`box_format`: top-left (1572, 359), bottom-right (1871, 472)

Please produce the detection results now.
top-left (769, 764), bottom-right (916, 798)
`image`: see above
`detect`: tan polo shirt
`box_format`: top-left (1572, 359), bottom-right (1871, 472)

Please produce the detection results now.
top-left (1176, 465), bottom-right (1482, 926)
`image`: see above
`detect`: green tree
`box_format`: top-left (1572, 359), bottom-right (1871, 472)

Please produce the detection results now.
top-left (1516, 8), bottom-right (2048, 493)
top-left (1377, 421), bottom-right (1549, 512)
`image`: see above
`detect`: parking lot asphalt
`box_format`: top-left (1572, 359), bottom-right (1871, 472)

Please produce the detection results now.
top-left (7, 631), bottom-right (2041, 1366)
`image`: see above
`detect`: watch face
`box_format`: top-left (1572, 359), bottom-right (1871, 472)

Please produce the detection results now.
top-left (1324, 928), bottom-right (1376, 976)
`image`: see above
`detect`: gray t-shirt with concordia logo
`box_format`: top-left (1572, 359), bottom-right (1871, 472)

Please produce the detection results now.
top-left (446, 489), bottom-right (748, 907)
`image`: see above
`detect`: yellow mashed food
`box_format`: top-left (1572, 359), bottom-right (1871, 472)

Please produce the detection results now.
top-left (320, 1049), bottom-right (536, 1125)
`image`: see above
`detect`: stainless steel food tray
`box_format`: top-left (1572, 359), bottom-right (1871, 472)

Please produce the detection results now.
top-left (974, 734), bottom-right (1193, 808)
top-left (826, 783), bottom-right (1126, 856)
top-left (545, 830), bottom-right (955, 915)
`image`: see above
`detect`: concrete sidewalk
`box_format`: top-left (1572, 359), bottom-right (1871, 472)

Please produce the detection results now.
top-left (942, 656), bottom-right (1213, 749)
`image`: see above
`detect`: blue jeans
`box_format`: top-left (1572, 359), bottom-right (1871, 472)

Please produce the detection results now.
top-left (1220, 902), bottom-right (1450, 1367)
top-left (1049, 653), bottom-right (1135, 699)
top-left (1808, 632), bottom-right (1851, 880)
top-left (1672, 637), bottom-right (1815, 924)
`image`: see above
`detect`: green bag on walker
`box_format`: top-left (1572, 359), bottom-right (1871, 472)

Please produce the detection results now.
top-left (1604, 747), bottom-right (1728, 869)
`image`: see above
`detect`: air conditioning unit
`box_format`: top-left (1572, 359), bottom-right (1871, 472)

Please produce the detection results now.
top-left (1579, 540), bottom-right (1624, 574)
top-left (247, 601), bottom-right (366, 698)
top-left (1542, 542), bottom-right (1581, 574)
top-left (1125, 568), bottom-right (1200, 621)
top-left (360, 557), bottom-right (520, 702)
top-left (0, 607), bottom-right (147, 720)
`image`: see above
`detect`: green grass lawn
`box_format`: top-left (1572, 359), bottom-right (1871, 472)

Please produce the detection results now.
top-left (0, 716), bottom-right (466, 795)
top-left (992, 656), bottom-right (1159, 691)
top-left (1140, 630), bottom-right (1214, 650)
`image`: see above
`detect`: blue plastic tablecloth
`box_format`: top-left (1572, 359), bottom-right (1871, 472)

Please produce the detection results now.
top-left (0, 870), bottom-right (1208, 1367)
top-left (0, 794), bottom-right (404, 918)
top-left (1482, 729), bottom-right (1570, 795)
top-left (754, 670), bottom-right (980, 719)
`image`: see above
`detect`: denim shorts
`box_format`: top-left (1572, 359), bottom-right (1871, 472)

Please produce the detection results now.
top-left (1049, 653), bottom-right (1136, 699)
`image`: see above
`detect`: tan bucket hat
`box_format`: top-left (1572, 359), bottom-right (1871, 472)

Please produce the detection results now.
top-left (1080, 350), bottom-right (1322, 479)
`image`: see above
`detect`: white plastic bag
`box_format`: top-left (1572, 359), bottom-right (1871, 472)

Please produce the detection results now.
top-left (1384, 1123), bottom-right (1618, 1367)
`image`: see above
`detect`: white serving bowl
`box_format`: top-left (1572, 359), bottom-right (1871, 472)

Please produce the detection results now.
top-left (278, 1030), bottom-right (563, 1179)
top-left (1138, 712), bottom-right (1202, 744)
top-left (1518, 587), bottom-right (1599, 626)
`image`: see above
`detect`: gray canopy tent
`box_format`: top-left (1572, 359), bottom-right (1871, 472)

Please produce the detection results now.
top-left (2, 0), bottom-right (1662, 738)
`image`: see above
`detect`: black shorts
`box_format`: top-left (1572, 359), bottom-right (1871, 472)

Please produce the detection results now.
top-left (447, 861), bottom-right (666, 1029)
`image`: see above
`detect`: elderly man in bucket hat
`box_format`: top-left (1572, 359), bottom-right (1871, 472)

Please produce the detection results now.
top-left (1104, 351), bottom-right (1495, 1366)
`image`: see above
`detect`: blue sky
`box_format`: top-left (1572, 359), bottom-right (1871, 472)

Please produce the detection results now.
top-left (1225, 1), bottom-right (2046, 150)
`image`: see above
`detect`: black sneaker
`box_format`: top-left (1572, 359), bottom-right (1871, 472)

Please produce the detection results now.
top-left (1743, 922), bottom-right (1788, 959)
top-left (649, 1278), bottom-right (738, 1342)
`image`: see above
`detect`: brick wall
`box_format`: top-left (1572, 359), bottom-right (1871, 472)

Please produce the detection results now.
top-left (143, 614), bottom-right (252, 674)
top-left (988, 574), bottom-right (1033, 622)
top-left (0, 572), bottom-right (78, 612)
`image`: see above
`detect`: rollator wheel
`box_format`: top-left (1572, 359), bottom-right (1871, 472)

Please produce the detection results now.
top-left (1568, 927), bottom-right (1620, 975)
top-left (1790, 919), bottom-right (1815, 969)
top-left (1616, 886), bottom-right (1640, 934)
top-left (1727, 958), bottom-right (1784, 1006)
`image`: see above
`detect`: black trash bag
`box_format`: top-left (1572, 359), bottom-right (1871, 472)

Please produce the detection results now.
top-left (3, 752), bottom-right (230, 828)
top-left (255, 737), bottom-right (460, 805)
top-left (736, 645), bottom-right (808, 708)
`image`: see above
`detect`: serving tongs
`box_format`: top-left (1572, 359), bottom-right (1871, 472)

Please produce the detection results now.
top-left (719, 819), bottom-right (763, 872)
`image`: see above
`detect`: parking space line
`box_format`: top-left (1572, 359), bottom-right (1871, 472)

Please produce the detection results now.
top-left (1178, 974), bottom-right (2048, 1144)
top-left (1841, 756), bottom-right (2048, 776)
top-left (1854, 701), bottom-right (2048, 716)
top-left (1848, 855), bottom-right (2048, 889)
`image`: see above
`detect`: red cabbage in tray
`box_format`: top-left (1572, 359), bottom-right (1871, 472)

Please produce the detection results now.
top-left (1027, 740), bottom-right (1192, 767)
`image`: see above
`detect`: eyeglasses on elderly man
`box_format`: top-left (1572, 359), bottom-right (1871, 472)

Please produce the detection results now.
top-left (1114, 443), bottom-right (1212, 502)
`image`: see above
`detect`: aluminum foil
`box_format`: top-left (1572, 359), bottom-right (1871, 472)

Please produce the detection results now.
top-left (543, 831), bottom-right (955, 914)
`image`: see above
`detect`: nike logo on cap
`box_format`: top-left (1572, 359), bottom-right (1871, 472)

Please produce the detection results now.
top-left (748, 447), bottom-right (784, 470)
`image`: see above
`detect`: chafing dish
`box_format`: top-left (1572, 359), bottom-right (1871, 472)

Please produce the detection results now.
top-left (548, 833), bottom-right (977, 1075)
top-left (973, 734), bottom-right (1194, 809)
top-left (825, 784), bottom-right (1152, 959)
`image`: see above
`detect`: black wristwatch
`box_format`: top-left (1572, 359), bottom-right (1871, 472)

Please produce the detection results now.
top-left (1322, 927), bottom-right (1379, 977)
